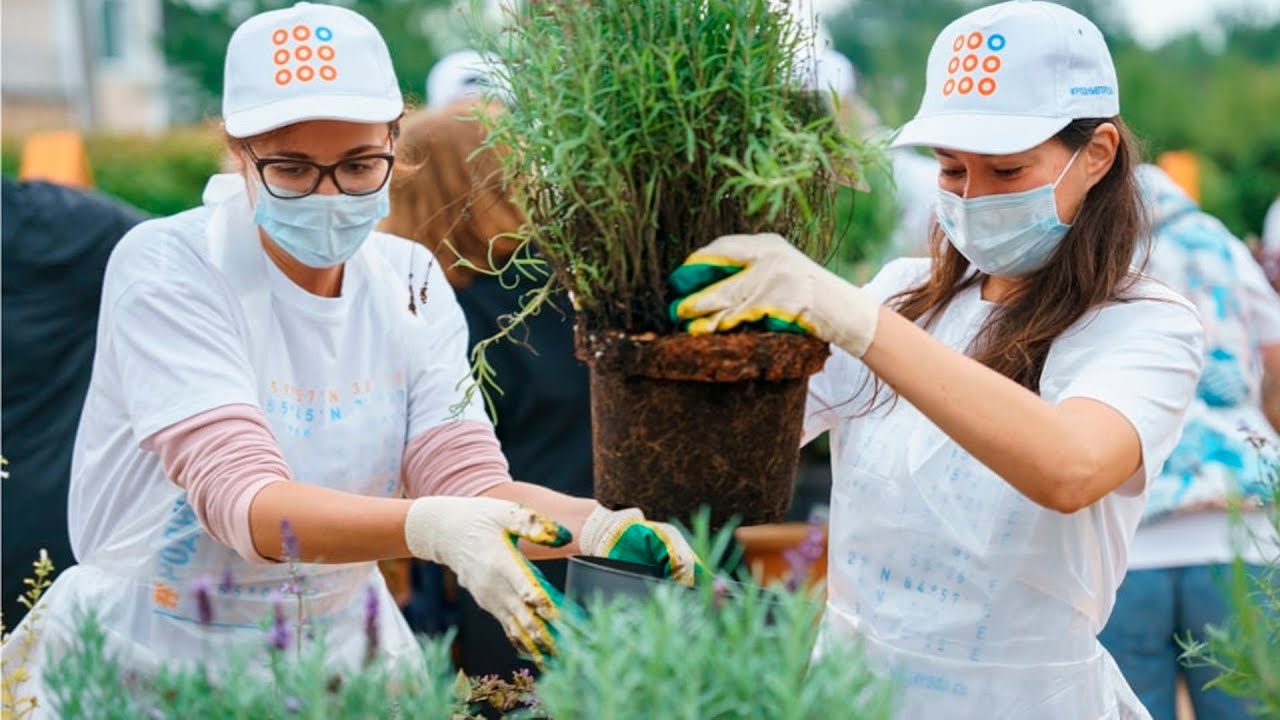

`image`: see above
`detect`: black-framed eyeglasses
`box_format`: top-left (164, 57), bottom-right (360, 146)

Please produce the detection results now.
top-left (243, 143), bottom-right (395, 199)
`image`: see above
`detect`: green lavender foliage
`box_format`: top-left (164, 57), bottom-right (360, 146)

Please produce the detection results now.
top-left (475, 0), bottom-right (878, 334)
top-left (1179, 477), bottom-right (1280, 717)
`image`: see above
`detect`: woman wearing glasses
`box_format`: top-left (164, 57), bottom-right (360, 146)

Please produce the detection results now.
top-left (3, 5), bottom-right (696, 704)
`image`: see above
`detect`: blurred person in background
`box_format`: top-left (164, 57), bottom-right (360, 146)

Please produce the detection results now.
top-left (381, 95), bottom-right (593, 678)
top-left (1, 179), bottom-right (147, 627)
top-left (1098, 165), bottom-right (1280, 720)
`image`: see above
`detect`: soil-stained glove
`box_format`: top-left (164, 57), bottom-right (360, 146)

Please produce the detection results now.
top-left (669, 233), bottom-right (880, 357)
top-left (405, 496), bottom-right (570, 661)
top-left (578, 504), bottom-right (704, 585)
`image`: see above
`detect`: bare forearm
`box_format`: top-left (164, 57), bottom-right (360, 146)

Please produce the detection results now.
top-left (860, 308), bottom-right (1139, 511)
top-left (249, 481), bottom-right (413, 563)
top-left (482, 482), bottom-right (598, 558)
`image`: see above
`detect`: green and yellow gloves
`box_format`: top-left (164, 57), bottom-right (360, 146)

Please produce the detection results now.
top-left (578, 505), bottom-right (704, 586)
top-left (404, 496), bottom-right (569, 663)
top-left (669, 233), bottom-right (881, 358)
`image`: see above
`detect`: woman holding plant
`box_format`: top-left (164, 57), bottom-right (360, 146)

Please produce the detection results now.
top-left (2, 3), bottom-right (697, 709)
top-left (674, 2), bottom-right (1201, 718)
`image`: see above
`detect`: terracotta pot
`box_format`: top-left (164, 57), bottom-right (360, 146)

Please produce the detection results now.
top-left (578, 329), bottom-right (829, 528)
top-left (734, 522), bottom-right (828, 589)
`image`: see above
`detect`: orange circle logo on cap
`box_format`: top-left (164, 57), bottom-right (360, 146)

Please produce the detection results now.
top-left (978, 78), bottom-right (997, 96)
top-left (967, 32), bottom-right (983, 49)
top-left (983, 55), bottom-right (1001, 73)
top-left (319, 65), bottom-right (338, 82)
top-left (275, 69), bottom-right (292, 86)
top-left (962, 54), bottom-right (978, 72)
top-left (274, 49), bottom-right (290, 66)
top-left (296, 45), bottom-right (313, 62)
top-left (943, 78), bottom-right (957, 96)
top-left (297, 65), bottom-right (315, 82)
top-left (317, 45), bottom-right (335, 62)
top-left (293, 25), bottom-right (311, 42)
top-left (957, 77), bottom-right (974, 94)
top-left (953, 35), bottom-right (965, 52)
top-left (272, 29), bottom-right (288, 45)
top-left (948, 57), bottom-right (960, 73)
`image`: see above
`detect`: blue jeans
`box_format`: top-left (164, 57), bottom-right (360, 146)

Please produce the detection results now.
top-left (1099, 564), bottom-right (1263, 720)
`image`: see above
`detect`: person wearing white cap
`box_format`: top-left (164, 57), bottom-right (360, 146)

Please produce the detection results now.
top-left (1, 2), bottom-right (698, 707)
top-left (671, 1), bottom-right (1204, 717)
top-left (426, 48), bottom-right (501, 110)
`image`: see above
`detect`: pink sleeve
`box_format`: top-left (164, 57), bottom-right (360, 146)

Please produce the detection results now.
top-left (402, 420), bottom-right (512, 498)
top-left (144, 404), bottom-right (291, 564)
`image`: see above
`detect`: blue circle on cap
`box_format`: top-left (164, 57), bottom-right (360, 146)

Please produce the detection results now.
top-left (315, 26), bottom-right (333, 41)
top-left (988, 34), bottom-right (1006, 51)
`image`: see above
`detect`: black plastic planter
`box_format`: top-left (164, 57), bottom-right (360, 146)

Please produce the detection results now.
top-left (564, 556), bottom-right (672, 606)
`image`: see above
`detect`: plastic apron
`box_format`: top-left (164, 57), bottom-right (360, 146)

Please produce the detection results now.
top-left (816, 321), bottom-right (1150, 719)
top-left (7, 178), bottom-right (420, 718)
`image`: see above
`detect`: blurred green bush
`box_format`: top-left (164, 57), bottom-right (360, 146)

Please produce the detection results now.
top-left (1, 126), bottom-right (223, 217)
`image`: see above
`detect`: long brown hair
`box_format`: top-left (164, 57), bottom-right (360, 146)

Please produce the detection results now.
top-left (381, 99), bottom-right (524, 287)
top-left (882, 117), bottom-right (1147, 398)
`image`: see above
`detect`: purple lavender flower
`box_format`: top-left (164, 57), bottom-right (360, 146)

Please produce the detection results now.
top-left (266, 590), bottom-right (292, 652)
top-left (362, 585), bottom-right (380, 666)
top-left (190, 575), bottom-right (214, 626)
top-left (218, 567), bottom-right (236, 594)
top-left (712, 577), bottom-right (731, 609)
top-left (783, 521), bottom-right (827, 591)
top-left (282, 696), bottom-right (302, 714)
top-left (280, 518), bottom-right (301, 561)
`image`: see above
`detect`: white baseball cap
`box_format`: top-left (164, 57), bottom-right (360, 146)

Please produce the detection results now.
top-left (891, 0), bottom-right (1119, 155)
top-left (222, 2), bottom-right (404, 138)
top-left (427, 49), bottom-right (499, 109)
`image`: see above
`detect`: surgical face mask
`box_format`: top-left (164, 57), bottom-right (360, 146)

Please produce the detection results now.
top-left (935, 150), bottom-right (1081, 277)
top-left (250, 176), bottom-right (389, 268)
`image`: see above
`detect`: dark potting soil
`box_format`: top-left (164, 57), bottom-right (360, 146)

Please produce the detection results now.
top-left (577, 330), bottom-right (829, 528)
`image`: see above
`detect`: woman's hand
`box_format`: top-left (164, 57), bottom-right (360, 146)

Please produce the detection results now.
top-left (404, 495), bottom-right (569, 660)
top-left (670, 233), bottom-right (881, 357)
top-left (578, 505), bottom-right (704, 585)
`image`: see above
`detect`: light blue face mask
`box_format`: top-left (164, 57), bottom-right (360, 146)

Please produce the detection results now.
top-left (251, 176), bottom-right (390, 269)
top-left (935, 150), bottom-right (1081, 277)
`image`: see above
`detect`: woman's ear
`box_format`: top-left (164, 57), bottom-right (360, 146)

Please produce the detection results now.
top-left (1083, 122), bottom-right (1119, 189)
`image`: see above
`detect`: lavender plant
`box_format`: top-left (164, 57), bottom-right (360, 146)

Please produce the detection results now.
top-left (533, 582), bottom-right (895, 720)
top-left (532, 510), bottom-right (895, 719)
top-left (1178, 474), bottom-right (1280, 717)
top-left (454, 0), bottom-right (883, 413)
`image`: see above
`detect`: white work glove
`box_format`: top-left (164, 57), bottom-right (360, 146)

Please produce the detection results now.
top-left (405, 496), bottom-right (570, 660)
top-left (670, 233), bottom-right (881, 357)
top-left (578, 504), bottom-right (703, 585)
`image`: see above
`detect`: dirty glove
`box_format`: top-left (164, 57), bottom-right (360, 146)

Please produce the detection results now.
top-left (405, 496), bottom-right (570, 661)
top-left (669, 233), bottom-right (880, 357)
top-left (578, 504), bottom-right (704, 585)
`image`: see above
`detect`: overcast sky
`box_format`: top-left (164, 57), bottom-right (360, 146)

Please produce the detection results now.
top-left (808, 0), bottom-right (1280, 47)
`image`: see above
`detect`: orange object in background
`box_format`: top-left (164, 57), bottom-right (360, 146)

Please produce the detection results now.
top-left (735, 522), bottom-right (828, 590)
top-left (378, 557), bottom-right (414, 608)
top-left (18, 130), bottom-right (95, 188)
top-left (1156, 150), bottom-right (1200, 205)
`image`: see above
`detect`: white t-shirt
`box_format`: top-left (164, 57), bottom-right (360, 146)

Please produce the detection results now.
top-left (806, 258), bottom-right (1203, 718)
top-left (40, 175), bottom-right (486, 679)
